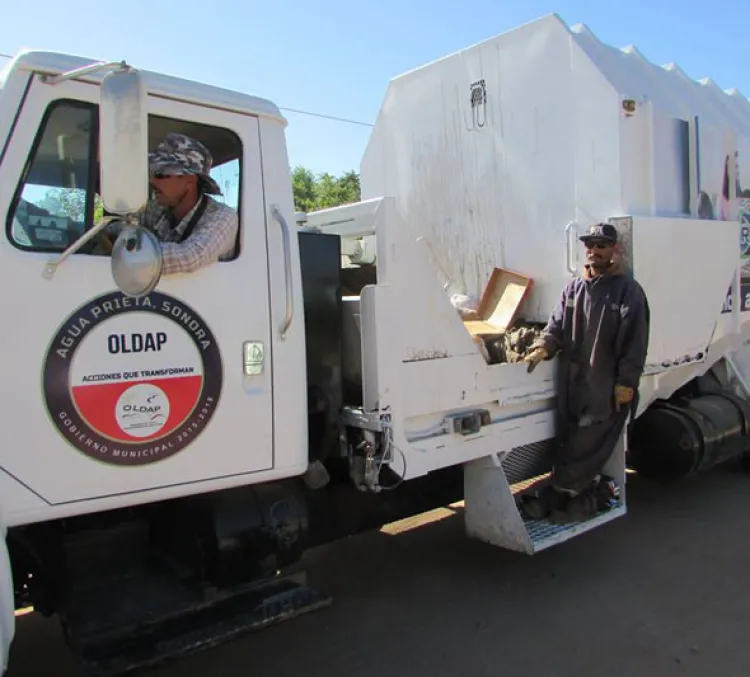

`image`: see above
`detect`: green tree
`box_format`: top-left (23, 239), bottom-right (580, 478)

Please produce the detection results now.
top-left (291, 165), bottom-right (361, 213)
top-left (291, 166), bottom-right (318, 213)
top-left (39, 165), bottom-right (359, 222)
top-left (39, 187), bottom-right (104, 222)
top-left (336, 170), bottom-right (361, 205)
top-left (39, 188), bottom-right (87, 221)
top-left (315, 172), bottom-right (341, 209)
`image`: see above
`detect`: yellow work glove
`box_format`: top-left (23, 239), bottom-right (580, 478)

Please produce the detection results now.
top-left (523, 347), bottom-right (549, 374)
top-left (614, 384), bottom-right (634, 411)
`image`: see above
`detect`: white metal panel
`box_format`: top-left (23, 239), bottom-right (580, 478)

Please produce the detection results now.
top-left (361, 13), bottom-right (750, 327)
top-left (359, 285), bottom-right (381, 412)
top-left (568, 28), bottom-right (625, 222)
top-left (257, 116), bottom-right (309, 472)
top-left (360, 14), bottom-right (622, 321)
top-left (570, 24), bottom-right (750, 135)
top-left (0, 68), bottom-right (32, 157)
top-left (618, 100), bottom-right (655, 215)
top-left (632, 216), bottom-right (738, 367)
top-left (0, 471), bottom-right (47, 524)
top-left (0, 76), bottom-right (303, 521)
top-left (354, 198), bottom-right (558, 479)
top-left (370, 198), bottom-right (484, 364)
top-left (4, 50), bottom-right (284, 123)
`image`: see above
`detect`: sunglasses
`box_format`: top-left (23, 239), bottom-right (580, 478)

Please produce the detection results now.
top-left (151, 171), bottom-right (183, 180)
top-left (584, 241), bottom-right (613, 250)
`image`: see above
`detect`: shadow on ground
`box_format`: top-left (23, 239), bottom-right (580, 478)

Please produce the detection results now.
top-left (8, 465), bottom-right (750, 677)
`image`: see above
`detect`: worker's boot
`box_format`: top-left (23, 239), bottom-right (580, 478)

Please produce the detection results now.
top-left (549, 475), bottom-right (621, 524)
top-left (549, 490), bottom-right (598, 524)
top-left (519, 484), bottom-right (567, 520)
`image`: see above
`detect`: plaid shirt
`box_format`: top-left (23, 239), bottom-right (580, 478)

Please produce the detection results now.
top-left (138, 196), bottom-right (238, 275)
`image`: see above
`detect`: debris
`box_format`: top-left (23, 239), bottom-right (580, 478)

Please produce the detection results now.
top-left (473, 335), bottom-right (491, 362)
top-left (451, 293), bottom-right (481, 321)
top-left (450, 267), bottom-right (541, 364)
top-left (473, 320), bottom-right (547, 365)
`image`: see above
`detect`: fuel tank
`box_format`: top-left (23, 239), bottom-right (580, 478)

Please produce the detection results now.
top-left (628, 390), bottom-right (750, 481)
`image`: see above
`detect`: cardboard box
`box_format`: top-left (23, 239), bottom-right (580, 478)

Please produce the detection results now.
top-left (462, 267), bottom-right (534, 337)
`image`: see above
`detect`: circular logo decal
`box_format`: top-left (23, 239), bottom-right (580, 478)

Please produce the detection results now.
top-left (42, 291), bottom-right (222, 466)
top-left (115, 383), bottom-right (171, 439)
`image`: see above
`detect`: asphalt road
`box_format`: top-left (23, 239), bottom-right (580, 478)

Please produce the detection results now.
top-left (7, 464), bottom-right (750, 677)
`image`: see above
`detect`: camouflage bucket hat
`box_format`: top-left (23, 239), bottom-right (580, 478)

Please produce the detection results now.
top-left (149, 133), bottom-right (222, 195)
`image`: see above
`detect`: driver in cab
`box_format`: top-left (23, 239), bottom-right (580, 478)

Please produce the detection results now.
top-left (99, 133), bottom-right (238, 274)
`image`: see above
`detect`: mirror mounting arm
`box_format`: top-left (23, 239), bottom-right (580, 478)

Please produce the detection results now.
top-left (42, 214), bottom-right (138, 280)
top-left (40, 60), bottom-right (131, 87)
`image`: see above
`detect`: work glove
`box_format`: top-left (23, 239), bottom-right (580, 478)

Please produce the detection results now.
top-left (614, 384), bottom-right (635, 412)
top-left (524, 347), bottom-right (549, 374)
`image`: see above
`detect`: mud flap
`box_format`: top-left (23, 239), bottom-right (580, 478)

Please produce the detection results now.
top-left (0, 521), bottom-right (15, 676)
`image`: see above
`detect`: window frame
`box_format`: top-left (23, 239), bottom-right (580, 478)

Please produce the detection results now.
top-left (6, 97), bottom-right (99, 254)
top-left (6, 100), bottom-right (246, 261)
top-left (147, 112), bottom-right (244, 262)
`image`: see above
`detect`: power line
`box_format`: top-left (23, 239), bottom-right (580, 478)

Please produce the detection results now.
top-left (0, 50), bottom-right (373, 127)
top-left (278, 106), bottom-right (372, 127)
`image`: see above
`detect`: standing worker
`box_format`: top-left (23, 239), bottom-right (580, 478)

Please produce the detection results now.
top-left (521, 223), bottom-right (650, 523)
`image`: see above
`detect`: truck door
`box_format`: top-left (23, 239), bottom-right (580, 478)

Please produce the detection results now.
top-left (0, 74), bottom-right (281, 505)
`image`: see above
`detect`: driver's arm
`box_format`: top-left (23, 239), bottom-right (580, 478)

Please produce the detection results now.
top-left (160, 209), bottom-right (238, 275)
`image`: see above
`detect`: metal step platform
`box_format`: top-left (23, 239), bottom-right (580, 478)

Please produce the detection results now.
top-left (463, 436), bottom-right (628, 554)
top-left (522, 504), bottom-right (626, 552)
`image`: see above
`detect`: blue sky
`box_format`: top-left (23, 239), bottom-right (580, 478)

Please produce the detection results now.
top-left (1, 0), bottom-right (748, 177)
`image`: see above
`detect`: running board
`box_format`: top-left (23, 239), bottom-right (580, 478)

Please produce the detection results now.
top-left (521, 505), bottom-right (626, 552)
top-left (463, 434), bottom-right (627, 554)
top-left (62, 572), bottom-right (331, 677)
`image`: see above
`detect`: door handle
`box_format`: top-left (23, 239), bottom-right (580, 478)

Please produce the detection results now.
top-left (271, 205), bottom-right (294, 341)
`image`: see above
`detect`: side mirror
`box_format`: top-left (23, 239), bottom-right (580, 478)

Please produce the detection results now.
top-left (42, 63), bottom-right (151, 282)
top-left (111, 225), bottom-right (163, 297)
top-left (99, 65), bottom-right (149, 215)
top-left (100, 64), bottom-right (157, 297)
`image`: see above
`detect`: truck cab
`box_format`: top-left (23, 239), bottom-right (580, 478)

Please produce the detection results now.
top-left (0, 52), bottom-right (327, 676)
top-left (0, 52), bottom-right (309, 510)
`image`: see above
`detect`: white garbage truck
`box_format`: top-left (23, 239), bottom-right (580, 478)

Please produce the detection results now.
top-left (2, 12), bottom-right (750, 676)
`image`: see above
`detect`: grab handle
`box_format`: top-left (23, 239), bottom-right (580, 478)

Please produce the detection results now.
top-left (565, 221), bottom-right (579, 274)
top-left (271, 205), bottom-right (294, 341)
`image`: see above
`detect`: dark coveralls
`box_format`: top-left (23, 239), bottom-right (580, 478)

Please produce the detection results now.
top-left (535, 260), bottom-right (650, 493)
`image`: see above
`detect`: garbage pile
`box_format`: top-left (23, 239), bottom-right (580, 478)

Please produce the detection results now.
top-left (449, 269), bottom-right (544, 366)
top-left (472, 321), bottom-right (546, 365)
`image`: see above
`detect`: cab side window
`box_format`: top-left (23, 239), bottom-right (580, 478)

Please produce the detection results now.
top-left (8, 100), bottom-right (99, 252)
top-left (148, 114), bottom-right (243, 260)
top-left (7, 101), bottom-right (243, 259)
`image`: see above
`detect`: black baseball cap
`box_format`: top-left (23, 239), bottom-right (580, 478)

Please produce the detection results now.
top-left (580, 222), bottom-right (617, 245)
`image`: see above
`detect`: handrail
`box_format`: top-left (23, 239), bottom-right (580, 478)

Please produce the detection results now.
top-left (271, 205), bottom-right (294, 341)
top-left (565, 221), bottom-right (578, 274)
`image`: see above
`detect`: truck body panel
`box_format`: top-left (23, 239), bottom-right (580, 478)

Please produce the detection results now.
top-left (357, 12), bottom-right (750, 412)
